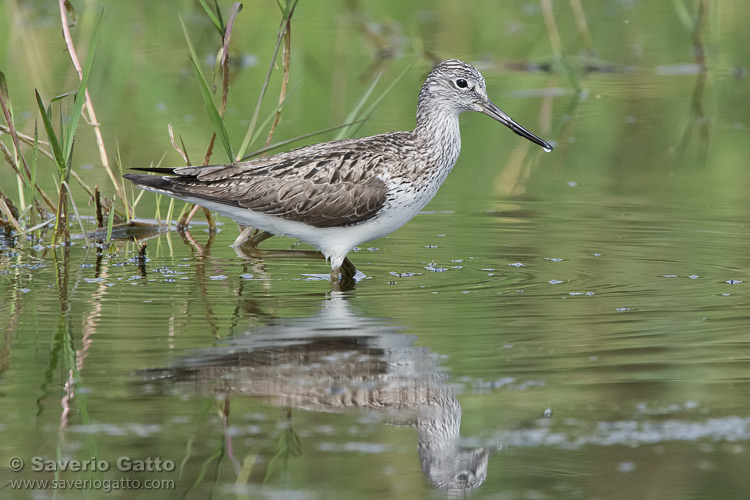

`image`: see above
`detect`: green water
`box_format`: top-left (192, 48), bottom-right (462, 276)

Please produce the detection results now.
top-left (2, 1), bottom-right (750, 499)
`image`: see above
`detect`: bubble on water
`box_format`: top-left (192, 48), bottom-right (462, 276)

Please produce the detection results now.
top-left (617, 462), bottom-right (636, 473)
top-left (389, 271), bottom-right (419, 278)
top-left (425, 263), bottom-right (448, 272)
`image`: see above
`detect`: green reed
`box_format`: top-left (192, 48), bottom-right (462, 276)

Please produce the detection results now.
top-left (0, 0), bottom-right (403, 247)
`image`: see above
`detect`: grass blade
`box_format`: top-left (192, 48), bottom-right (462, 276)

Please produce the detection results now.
top-left (241, 119), bottom-right (366, 161)
top-left (49, 90), bottom-right (77, 104)
top-left (35, 90), bottom-right (66, 173)
top-left (29, 122), bottom-right (39, 213)
top-left (213, 0), bottom-right (225, 30)
top-left (63, 181), bottom-right (90, 247)
top-left (1, 70), bottom-right (33, 183)
top-left (198, 0), bottom-right (224, 34)
top-left (62, 11), bottom-right (102, 167)
top-left (105, 204), bottom-right (115, 245)
top-left (345, 58), bottom-right (418, 139)
top-left (17, 217), bottom-right (55, 237)
top-left (239, 80), bottom-right (301, 155)
top-left (334, 72), bottom-right (381, 140)
top-left (0, 70), bottom-right (10, 112)
top-left (180, 15), bottom-right (234, 161)
top-left (165, 197), bottom-right (175, 229)
top-left (236, 1), bottom-right (298, 161)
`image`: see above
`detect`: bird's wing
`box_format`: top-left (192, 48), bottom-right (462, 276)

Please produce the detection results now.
top-left (126, 136), bottom-right (402, 228)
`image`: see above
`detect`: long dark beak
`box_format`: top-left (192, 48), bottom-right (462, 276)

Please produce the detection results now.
top-left (480, 99), bottom-right (553, 151)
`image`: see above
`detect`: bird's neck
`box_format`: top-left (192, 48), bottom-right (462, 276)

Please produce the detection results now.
top-left (413, 104), bottom-right (463, 170)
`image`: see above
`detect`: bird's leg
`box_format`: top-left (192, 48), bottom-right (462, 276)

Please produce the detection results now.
top-left (203, 207), bottom-right (217, 233)
top-left (330, 257), bottom-right (357, 291)
top-left (178, 204), bottom-right (202, 231)
top-left (341, 257), bottom-right (357, 279)
top-left (329, 257), bottom-right (357, 283)
top-left (248, 230), bottom-right (274, 247)
top-left (177, 205), bottom-right (216, 233)
top-left (233, 226), bottom-right (274, 248)
top-left (330, 266), bottom-right (342, 285)
top-left (232, 226), bottom-right (254, 247)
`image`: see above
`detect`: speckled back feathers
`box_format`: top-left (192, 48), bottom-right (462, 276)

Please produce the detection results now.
top-left (126, 60), bottom-right (494, 230)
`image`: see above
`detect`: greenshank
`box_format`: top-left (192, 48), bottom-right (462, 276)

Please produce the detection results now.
top-left (124, 59), bottom-right (553, 283)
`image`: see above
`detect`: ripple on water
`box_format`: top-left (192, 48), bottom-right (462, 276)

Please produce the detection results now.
top-left (465, 399), bottom-right (750, 452)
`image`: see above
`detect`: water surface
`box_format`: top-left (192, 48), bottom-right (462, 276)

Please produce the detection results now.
top-left (1, 1), bottom-right (750, 499)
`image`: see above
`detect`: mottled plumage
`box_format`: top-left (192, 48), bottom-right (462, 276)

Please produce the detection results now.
top-left (124, 59), bottom-right (552, 281)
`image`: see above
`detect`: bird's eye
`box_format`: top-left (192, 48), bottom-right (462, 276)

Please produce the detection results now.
top-left (455, 78), bottom-right (469, 89)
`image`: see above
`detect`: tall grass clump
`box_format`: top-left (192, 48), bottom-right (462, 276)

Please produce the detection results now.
top-left (0, 4), bottom-right (126, 245)
top-left (1, 0), bottom-right (403, 249)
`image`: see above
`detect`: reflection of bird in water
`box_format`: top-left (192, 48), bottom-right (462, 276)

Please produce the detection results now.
top-left (141, 295), bottom-right (489, 494)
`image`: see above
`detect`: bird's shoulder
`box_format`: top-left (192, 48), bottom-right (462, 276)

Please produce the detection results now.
top-left (173, 131), bottom-right (416, 184)
top-left (164, 132), bottom-right (418, 227)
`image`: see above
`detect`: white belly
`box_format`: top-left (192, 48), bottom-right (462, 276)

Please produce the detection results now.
top-left (171, 194), bottom-right (419, 269)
